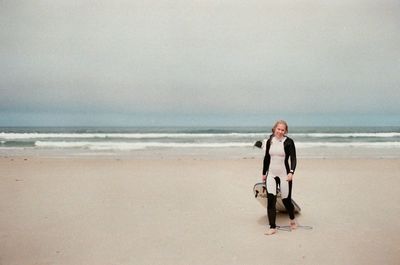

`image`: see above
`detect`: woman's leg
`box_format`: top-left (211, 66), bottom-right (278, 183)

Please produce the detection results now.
top-left (265, 192), bottom-right (277, 235)
top-left (265, 176), bottom-right (278, 233)
top-left (281, 180), bottom-right (297, 229)
top-left (267, 193), bottom-right (277, 228)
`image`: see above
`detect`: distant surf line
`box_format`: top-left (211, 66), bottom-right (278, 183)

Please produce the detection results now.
top-left (26, 141), bottom-right (400, 150)
top-left (1, 132), bottom-right (399, 140)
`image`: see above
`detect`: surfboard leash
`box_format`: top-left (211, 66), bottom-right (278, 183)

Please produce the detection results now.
top-left (276, 225), bottom-right (313, 232)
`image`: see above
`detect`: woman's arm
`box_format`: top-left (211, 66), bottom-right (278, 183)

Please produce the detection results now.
top-left (288, 139), bottom-right (297, 173)
top-left (285, 139), bottom-right (296, 181)
top-left (263, 152), bottom-right (270, 176)
top-left (262, 138), bottom-right (271, 176)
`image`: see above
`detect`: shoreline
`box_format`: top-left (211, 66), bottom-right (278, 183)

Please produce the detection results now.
top-left (2, 154), bottom-right (400, 160)
top-left (1, 146), bottom-right (400, 160)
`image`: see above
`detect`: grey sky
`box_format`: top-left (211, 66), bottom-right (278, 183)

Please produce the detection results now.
top-left (1, 1), bottom-right (400, 125)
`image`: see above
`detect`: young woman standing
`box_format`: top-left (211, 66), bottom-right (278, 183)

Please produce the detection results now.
top-left (262, 120), bottom-right (297, 235)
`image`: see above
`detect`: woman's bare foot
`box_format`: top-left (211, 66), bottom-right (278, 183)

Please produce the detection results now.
top-left (264, 228), bottom-right (277, 235)
top-left (290, 220), bottom-right (297, 230)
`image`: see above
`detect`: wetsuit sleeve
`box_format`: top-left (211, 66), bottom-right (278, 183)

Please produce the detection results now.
top-left (289, 140), bottom-right (297, 173)
top-left (263, 153), bottom-right (270, 175)
top-left (262, 140), bottom-right (271, 175)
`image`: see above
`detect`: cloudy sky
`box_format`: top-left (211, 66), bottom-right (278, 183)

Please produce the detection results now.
top-left (1, 0), bottom-right (399, 126)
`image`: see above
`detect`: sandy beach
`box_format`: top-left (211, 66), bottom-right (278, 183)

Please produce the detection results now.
top-left (1, 156), bottom-right (399, 265)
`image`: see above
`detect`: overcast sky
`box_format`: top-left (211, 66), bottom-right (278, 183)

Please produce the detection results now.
top-left (1, 0), bottom-right (399, 126)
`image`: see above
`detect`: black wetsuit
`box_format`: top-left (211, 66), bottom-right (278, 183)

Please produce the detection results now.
top-left (262, 135), bottom-right (297, 229)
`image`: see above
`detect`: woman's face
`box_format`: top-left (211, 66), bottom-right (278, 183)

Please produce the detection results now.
top-left (274, 123), bottom-right (287, 138)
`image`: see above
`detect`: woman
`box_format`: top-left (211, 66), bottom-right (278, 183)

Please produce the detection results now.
top-left (262, 120), bottom-right (297, 235)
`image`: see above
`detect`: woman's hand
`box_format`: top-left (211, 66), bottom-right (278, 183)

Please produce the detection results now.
top-left (262, 175), bottom-right (266, 182)
top-left (286, 173), bottom-right (293, 182)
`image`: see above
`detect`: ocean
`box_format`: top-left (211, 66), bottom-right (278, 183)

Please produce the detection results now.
top-left (1, 126), bottom-right (400, 158)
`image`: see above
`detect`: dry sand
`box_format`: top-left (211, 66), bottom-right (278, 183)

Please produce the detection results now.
top-left (0, 156), bottom-right (399, 265)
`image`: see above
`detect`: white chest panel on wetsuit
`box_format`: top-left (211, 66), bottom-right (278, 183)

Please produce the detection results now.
top-left (268, 136), bottom-right (287, 177)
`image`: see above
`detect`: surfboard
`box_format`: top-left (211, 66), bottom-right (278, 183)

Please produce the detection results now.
top-left (253, 182), bottom-right (301, 213)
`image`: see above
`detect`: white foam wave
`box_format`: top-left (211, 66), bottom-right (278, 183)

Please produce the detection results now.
top-left (34, 141), bottom-right (251, 150)
top-left (296, 142), bottom-right (400, 148)
top-left (32, 140), bottom-right (400, 150)
top-left (0, 132), bottom-right (265, 140)
top-left (2, 131), bottom-right (400, 140)
top-left (292, 132), bottom-right (400, 138)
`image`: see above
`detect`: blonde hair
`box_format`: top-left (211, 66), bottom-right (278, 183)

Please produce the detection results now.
top-left (271, 120), bottom-right (288, 135)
